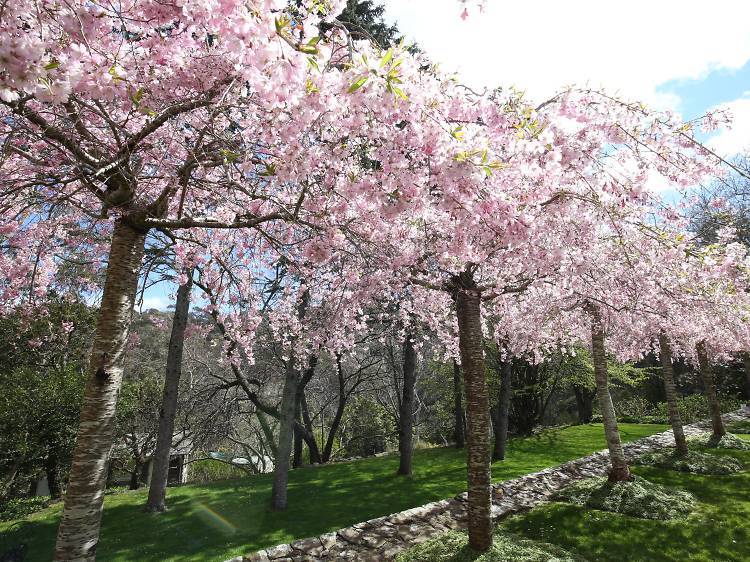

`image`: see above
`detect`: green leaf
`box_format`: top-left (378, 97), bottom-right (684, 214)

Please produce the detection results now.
top-left (130, 87), bottom-right (144, 106)
top-left (347, 75), bottom-right (369, 93)
top-left (380, 48), bottom-right (393, 68)
top-left (44, 61), bottom-right (60, 71)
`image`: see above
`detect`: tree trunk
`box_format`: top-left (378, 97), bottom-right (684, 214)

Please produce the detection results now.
top-left (453, 274), bottom-right (492, 552)
top-left (54, 219), bottom-right (147, 562)
top-left (256, 411), bottom-right (277, 459)
top-left (658, 333), bottom-right (688, 455)
top-left (588, 305), bottom-right (631, 482)
top-left (299, 394), bottom-right (322, 464)
top-left (270, 290), bottom-right (309, 510)
top-left (573, 386), bottom-right (595, 424)
top-left (270, 360), bottom-right (299, 510)
top-left (322, 354), bottom-right (347, 463)
top-left (45, 455), bottom-right (61, 499)
top-left (292, 413), bottom-right (304, 469)
top-left (453, 360), bottom-right (465, 449)
top-left (397, 333), bottom-right (418, 476)
top-left (146, 275), bottom-right (192, 512)
top-left (492, 358), bottom-right (512, 461)
top-left (743, 352), bottom-right (750, 402)
top-left (696, 341), bottom-right (726, 439)
top-left (129, 462), bottom-right (141, 490)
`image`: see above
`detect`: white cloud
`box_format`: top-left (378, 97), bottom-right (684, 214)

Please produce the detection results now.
top-left (139, 294), bottom-right (171, 311)
top-left (383, 0), bottom-right (750, 110)
top-left (707, 93), bottom-right (750, 157)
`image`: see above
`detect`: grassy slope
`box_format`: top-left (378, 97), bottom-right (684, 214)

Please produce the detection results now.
top-left (0, 423), bottom-right (663, 562)
top-left (502, 435), bottom-right (750, 562)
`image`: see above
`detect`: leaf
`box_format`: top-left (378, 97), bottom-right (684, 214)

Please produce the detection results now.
top-left (392, 86), bottom-right (408, 101)
top-left (307, 36), bottom-right (321, 47)
top-left (274, 16), bottom-right (289, 34)
top-left (131, 87), bottom-right (144, 106)
top-left (347, 75), bottom-right (369, 93)
top-left (44, 61), bottom-right (60, 71)
top-left (380, 48), bottom-right (393, 68)
top-left (307, 56), bottom-right (320, 72)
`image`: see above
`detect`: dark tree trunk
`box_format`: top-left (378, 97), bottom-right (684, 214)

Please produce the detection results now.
top-left (397, 333), bottom-right (418, 476)
top-left (256, 411), bottom-right (277, 459)
top-left (292, 410), bottom-right (304, 469)
top-left (146, 275), bottom-right (192, 512)
top-left (54, 219), bottom-right (147, 562)
top-left (588, 304), bottom-right (631, 482)
top-left (573, 386), bottom-right (595, 424)
top-left (696, 341), bottom-right (726, 439)
top-left (45, 455), bottom-right (61, 499)
top-left (453, 273), bottom-right (492, 552)
top-left (744, 353), bottom-right (750, 401)
top-left (492, 357), bottom-right (512, 461)
top-left (129, 461), bottom-right (141, 490)
top-left (453, 360), bottom-right (465, 449)
top-left (322, 354), bottom-right (348, 463)
top-left (658, 333), bottom-right (688, 455)
top-left (299, 393), bottom-right (322, 464)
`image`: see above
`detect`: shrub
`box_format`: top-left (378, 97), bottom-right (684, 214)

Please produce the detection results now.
top-left (635, 449), bottom-right (743, 475)
top-left (0, 497), bottom-right (50, 522)
top-left (396, 530), bottom-right (585, 562)
top-left (189, 458), bottom-right (248, 483)
top-left (726, 420), bottom-right (750, 434)
top-left (554, 476), bottom-right (696, 520)
top-left (598, 394), bottom-right (742, 425)
top-left (686, 432), bottom-right (750, 450)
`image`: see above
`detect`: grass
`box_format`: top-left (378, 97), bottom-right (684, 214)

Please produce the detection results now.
top-left (396, 530), bottom-right (585, 562)
top-left (502, 435), bottom-right (750, 562)
top-left (0, 423), bottom-right (664, 562)
top-left (554, 475), bottom-right (696, 520)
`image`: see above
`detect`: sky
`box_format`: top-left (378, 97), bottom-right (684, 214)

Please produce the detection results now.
top-left (140, 0), bottom-right (750, 312)
top-left (381, 0), bottom-right (750, 157)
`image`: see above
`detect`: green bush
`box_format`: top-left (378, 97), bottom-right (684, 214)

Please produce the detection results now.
top-left (189, 458), bottom-right (248, 483)
top-left (686, 432), bottom-right (750, 450)
top-left (726, 420), bottom-right (750, 434)
top-left (396, 530), bottom-right (585, 562)
top-left (0, 497), bottom-right (49, 522)
top-left (555, 475), bottom-right (696, 520)
top-left (598, 394), bottom-right (742, 425)
top-left (635, 449), bottom-right (743, 475)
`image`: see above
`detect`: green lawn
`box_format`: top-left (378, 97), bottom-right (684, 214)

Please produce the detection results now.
top-left (0, 423), bottom-right (664, 562)
top-left (502, 435), bottom-right (750, 562)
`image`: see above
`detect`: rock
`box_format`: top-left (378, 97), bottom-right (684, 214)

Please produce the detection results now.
top-left (265, 544), bottom-right (293, 559)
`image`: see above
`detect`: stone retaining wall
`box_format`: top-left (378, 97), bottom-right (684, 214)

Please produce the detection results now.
top-left (228, 407), bottom-right (750, 562)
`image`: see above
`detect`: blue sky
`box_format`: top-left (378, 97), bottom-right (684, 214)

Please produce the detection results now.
top-left (140, 1), bottom-right (750, 311)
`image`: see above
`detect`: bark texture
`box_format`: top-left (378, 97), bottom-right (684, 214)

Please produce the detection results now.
top-left (54, 220), bottom-right (147, 561)
top-left (743, 352), bottom-right (750, 401)
top-left (146, 275), bottom-right (192, 512)
top-left (658, 333), bottom-right (688, 455)
top-left (270, 291), bottom-right (309, 511)
top-left (588, 305), bottom-right (631, 482)
top-left (696, 341), bottom-right (726, 439)
top-left (397, 334), bottom-right (418, 476)
top-left (453, 360), bottom-right (465, 449)
top-left (453, 274), bottom-right (492, 552)
top-left (492, 357), bottom-right (512, 461)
